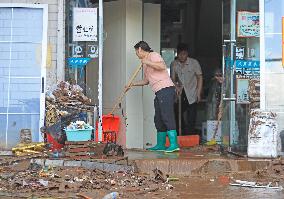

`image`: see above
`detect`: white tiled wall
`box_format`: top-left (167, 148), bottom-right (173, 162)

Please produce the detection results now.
top-left (12, 0), bottom-right (64, 88)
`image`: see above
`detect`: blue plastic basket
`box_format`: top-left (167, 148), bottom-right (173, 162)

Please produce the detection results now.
top-left (64, 128), bottom-right (93, 141)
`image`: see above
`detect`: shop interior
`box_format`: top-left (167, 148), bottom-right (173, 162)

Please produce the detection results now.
top-left (158, 0), bottom-right (223, 139)
top-left (157, 0), bottom-right (260, 150)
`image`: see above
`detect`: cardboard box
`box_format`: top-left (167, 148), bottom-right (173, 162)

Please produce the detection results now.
top-left (202, 120), bottom-right (222, 143)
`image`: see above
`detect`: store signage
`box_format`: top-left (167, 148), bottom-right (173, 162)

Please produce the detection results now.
top-left (67, 57), bottom-right (91, 68)
top-left (87, 44), bottom-right (99, 58)
top-left (73, 8), bottom-right (97, 41)
top-left (72, 45), bottom-right (84, 58)
top-left (236, 78), bottom-right (250, 104)
top-left (237, 11), bottom-right (259, 38)
top-left (235, 60), bottom-right (260, 78)
top-left (236, 47), bottom-right (245, 59)
top-left (236, 60), bottom-right (260, 68)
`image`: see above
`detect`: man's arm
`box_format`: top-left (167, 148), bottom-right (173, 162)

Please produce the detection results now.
top-left (171, 61), bottom-right (183, 96)
top-left (170, 62), bottom-right (176, 82)
top-left (196, 74), bottom-right (203, 102)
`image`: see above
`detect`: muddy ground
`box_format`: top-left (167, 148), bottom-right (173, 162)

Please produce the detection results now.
top-left (0, 157), bottom-right (284, 199)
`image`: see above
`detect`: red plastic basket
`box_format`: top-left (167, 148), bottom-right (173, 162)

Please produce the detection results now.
top-left (95, 115), bottom-right (120, 142)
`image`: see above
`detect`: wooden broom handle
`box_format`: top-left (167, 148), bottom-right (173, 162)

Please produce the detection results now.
top-left (109, 64), bottom-right (143, 114)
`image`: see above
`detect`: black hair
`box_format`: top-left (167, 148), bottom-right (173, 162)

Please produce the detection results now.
top-left (177, 43), bottom-right (189, 54)
top-left (134, 41), bottom-right (153, 52)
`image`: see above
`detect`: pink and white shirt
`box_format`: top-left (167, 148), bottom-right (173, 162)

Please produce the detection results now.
top-left (143, 52), bottom-right (174, 93)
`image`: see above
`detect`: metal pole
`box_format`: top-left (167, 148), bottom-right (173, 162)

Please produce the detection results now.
top-left (230, 0), bottom-right (236, 146)
top-left (98, 0), bottom-right (103, 142)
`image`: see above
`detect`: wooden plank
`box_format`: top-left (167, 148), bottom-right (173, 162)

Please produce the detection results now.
top-left (65, 141), bottom-right (94, 145)
top-left (65, 152), bottom-right (94, 157)
top-left (67, 147), bottom-right (94, 153)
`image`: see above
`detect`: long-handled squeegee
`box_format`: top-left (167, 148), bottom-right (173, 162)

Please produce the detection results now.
top-left (109, 64), bottom-right (143, 115)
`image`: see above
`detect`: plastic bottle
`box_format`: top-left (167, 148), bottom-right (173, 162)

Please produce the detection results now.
top-left (102, 192), bottom-right (119, 199)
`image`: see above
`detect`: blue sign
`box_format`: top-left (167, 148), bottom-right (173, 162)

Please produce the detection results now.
top-left (67, 57), bottom-right (91, 68)
top-left (235, 60), bottom-right (260, 68)
top-left (236, 60), bottom-right (260, 77)
top-left (67, 57), bottom-right (92, 78)
top-left (225, 58), bottom-right (260, 77)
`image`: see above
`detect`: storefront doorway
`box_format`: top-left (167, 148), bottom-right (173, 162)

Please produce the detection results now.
top-left (63, 0), bottom-right (261, 149)
top-left (222, 0), bottom-right (259, 151)
top-left (160, 0), bottom-right (260, 151)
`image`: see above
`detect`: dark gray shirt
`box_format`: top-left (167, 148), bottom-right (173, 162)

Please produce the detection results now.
top-left (171, 57), bottom-right (202, 104)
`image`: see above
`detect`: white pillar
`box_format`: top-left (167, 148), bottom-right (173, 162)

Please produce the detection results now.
top-left (125, 0), bottom-right (144, 148)
top-left (56, 0), bottom-right (64, 82)
top-left (102, 0), bottom-right (143, 148)
top-left (142, 3), bottom-right (161, 148)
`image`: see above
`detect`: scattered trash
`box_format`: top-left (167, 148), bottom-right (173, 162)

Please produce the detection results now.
top-left (103, 142), bottom-right (124, 157)
top-left (0, 151), bottom-right (13, 156)
top-left (76, 193), bottom-right (93, 199)
top-left (0, 173), bottom-right (14, 180)
top-left (166, 175), bottom-right (179, 183)
top-left (137, 187), bottom-right (159, 195)
top-left (110, 179), bottom-right (116, 185)
top-left (218, 175), bottom-right (230, 185)
top-left (165, 184), bottom-right (174, 190)
top-left (194, 154), bottom-right (204, 157)
top-left (38, 179), bottom-right (49, 187)
top-left (22, 180), bottom-right (28, 186)
top-left (102, 192), bottom-right (119, 199)
top-left (66, 121), bottom-right (92, 130)
top-left (152, 168), bottom-right (166, 182)
top-left (0, 160), bottom-right (173, 198)
top-left (230, 180), bottom-right (283, 190)
top-left (51, 149), bottom-right (65, 158)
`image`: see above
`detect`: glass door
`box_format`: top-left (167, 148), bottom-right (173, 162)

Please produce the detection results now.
top-left (0, 5), bottom-right (47, 148)
top-left (222, 0), bottom-right (259, 152)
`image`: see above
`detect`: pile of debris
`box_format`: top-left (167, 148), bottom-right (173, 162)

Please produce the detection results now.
top-left (47, 81), bottom-right (92, 107)
top-left (0, 161), bottom-right (174, 198)
top-left (263, 158), bottom-right (284, 183)
top-left (45, 80), bottom-right (95, 127)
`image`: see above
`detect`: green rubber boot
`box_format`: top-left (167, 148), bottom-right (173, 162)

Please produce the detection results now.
top-left (147, 132), bottom-right (167, 151)
top-left (165, 130), bottom-right (180, 153)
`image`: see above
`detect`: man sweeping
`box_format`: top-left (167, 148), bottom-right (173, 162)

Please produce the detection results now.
top-left (126, 41), bottom-right (179, 153)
